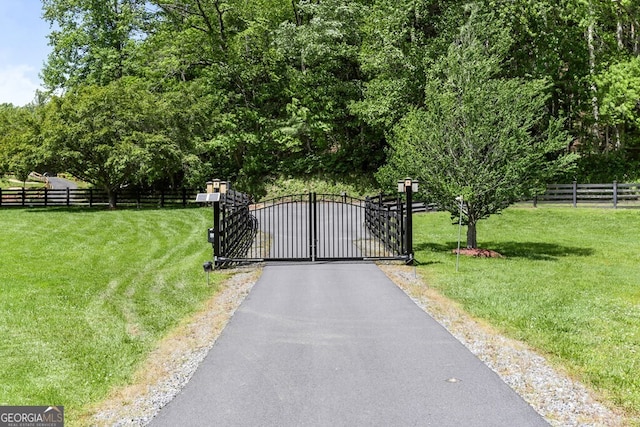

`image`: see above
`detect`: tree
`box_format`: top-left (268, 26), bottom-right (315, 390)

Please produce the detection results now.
top-left (377, 5), bottom-right (576, 249)
top-left (43, 78), bottom-right (180, 208)
top-left (353, 0), bottom-right (463, 130)
top-left (0, 104), bottom-right (45, 183)
top-left (596, 57), bottom-right (640, 150)
top-left (147, 0), bottom-right (295, 193)
top-left (273, 0), bottom-right (382, 176)
top-left (42, 0), bottom-right (150, 90)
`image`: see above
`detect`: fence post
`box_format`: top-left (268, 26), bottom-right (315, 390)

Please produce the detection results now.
top-left (22, 188), bottom-right (26, 206)
top-left (306, 192), bottom-right (318, 261)
top-left (182, 188), bottom-right (187, 207)
top-left (66, 188), bottom-right (70, 207)
top-left (613, 181), bottom-right (618, 209)
top-left (0, 188), bottom-right (2, 207)
top-left (573, 181), bottom-right (577, 208)
top-left (160, 189), bottom-right (165, 208)
top-left (44, 187), bottom-right (48, 207)
top-left (312, 192), bottom-right (318, 262)
top-left (89, 189), bottom-right (93, 207)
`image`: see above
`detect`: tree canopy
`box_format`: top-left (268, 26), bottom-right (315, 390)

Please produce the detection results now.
top-left (1, 0), bottom-right (639, 206)
top-left (43, 77), bottom-right (180, 208)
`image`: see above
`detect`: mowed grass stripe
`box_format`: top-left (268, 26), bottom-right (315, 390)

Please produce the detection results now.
top-left (0, 208), bottom-right (223, 416)
top-left (414, 207), bottom-right (640, 418)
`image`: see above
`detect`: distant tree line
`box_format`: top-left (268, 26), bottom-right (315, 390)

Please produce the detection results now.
top-left (2, 0), bottom-right (640, 204)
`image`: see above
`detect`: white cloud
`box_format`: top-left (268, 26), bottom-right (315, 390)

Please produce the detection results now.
top-left (0, 65), bottom-right (41, 106)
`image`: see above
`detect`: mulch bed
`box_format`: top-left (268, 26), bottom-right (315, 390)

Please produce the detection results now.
top-left (452, 248), bottom-right (504, 258)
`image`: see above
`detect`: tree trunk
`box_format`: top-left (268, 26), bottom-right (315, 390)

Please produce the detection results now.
top-left (617, 15), bottom-right (624, 50)
top-left (292, 0), bottom-right (302, 26)
top-left (587, 11), bottom-right (601, 147)
top-left (633, 20), bottom-right (639, 55)
top-left (107, 188), bottom-right (117, 209)
top-left (466, 222), bottom-right (477, 249)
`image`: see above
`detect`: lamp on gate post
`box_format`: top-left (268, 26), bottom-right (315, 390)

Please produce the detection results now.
top-left (398, 178), bottom-right (418, 264)
top-left (196, 179), bottom-right (228, 269)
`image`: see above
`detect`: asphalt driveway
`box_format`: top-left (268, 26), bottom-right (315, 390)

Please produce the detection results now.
top-left (150, 263), bottom-right (548, 426)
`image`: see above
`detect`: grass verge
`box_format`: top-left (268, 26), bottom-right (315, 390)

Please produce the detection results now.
top-left (414, 207), bottom-right (640, 421)
top-left (0, 208), bottom-right (224, 424)
top-left (259, 176), bottom-right (380, 200)
top-left (0, 175), bottom-right (46, 188)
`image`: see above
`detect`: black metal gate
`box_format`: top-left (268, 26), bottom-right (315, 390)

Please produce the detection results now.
top-left (212, 191), bottom-right (413, 267)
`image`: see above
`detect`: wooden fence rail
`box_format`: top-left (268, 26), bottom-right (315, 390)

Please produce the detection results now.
top-left (534, 182), bottom-right (640, 208)
top-left (3, 183), bottom-right (638, 209)
top-left (0, 188), bottom-right (199, 208)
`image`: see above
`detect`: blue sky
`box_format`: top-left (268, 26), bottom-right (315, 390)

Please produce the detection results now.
top-left (0, 1), bottom-right (51, 106)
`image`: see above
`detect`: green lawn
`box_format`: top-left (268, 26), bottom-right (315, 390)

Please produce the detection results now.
top-left (0, 208), bottom-right (224, 422)
top-left (414, 207), bottom-right (640, 419)
top-left (3, 205), bottom-right (639, 422)
top-left (0, 176), bottom-right (46, 188)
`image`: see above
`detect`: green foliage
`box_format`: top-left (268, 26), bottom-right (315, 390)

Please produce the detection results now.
top-left (377, 5), bottom-right (575, 248)
top-left (567, 152), bottom-right (640, 183)
top-left (596, 57), bottom-right (640, 149)
top-left (353, 0), bottom-right (462, 129)
top-left (4, 0), bottom-right (637, 197)
top-left (42, 0), bottom-right (150, 89)
top-left (0, 104), bottom-right (46, 181)
top-left (43, 78), bottom-right (182, 207)
top-left (272, 0), bottom-right (383, 177)
top-left (259, 175), bottom-right (381, 201)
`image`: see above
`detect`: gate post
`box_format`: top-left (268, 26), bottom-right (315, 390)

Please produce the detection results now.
top-left (213, 192), bottom-right (221, 266)
top-left (398, 178), bottom-right (418, 264)
top-left (309, 192), bottom-right (317, 262)
top-left (398, 195), bottom-right (405, 255)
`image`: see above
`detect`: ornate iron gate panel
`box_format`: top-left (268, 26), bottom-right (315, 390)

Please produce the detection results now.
top-left (252, 194), bottom-right (312, 261)
top-left (214, 192), bottom-right (411, 266)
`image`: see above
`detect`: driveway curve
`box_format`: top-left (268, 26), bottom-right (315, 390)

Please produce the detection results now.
top-left (46, 176), bottom-right (78, 189)
top-left (150, 263), bottom-right (548, 426)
